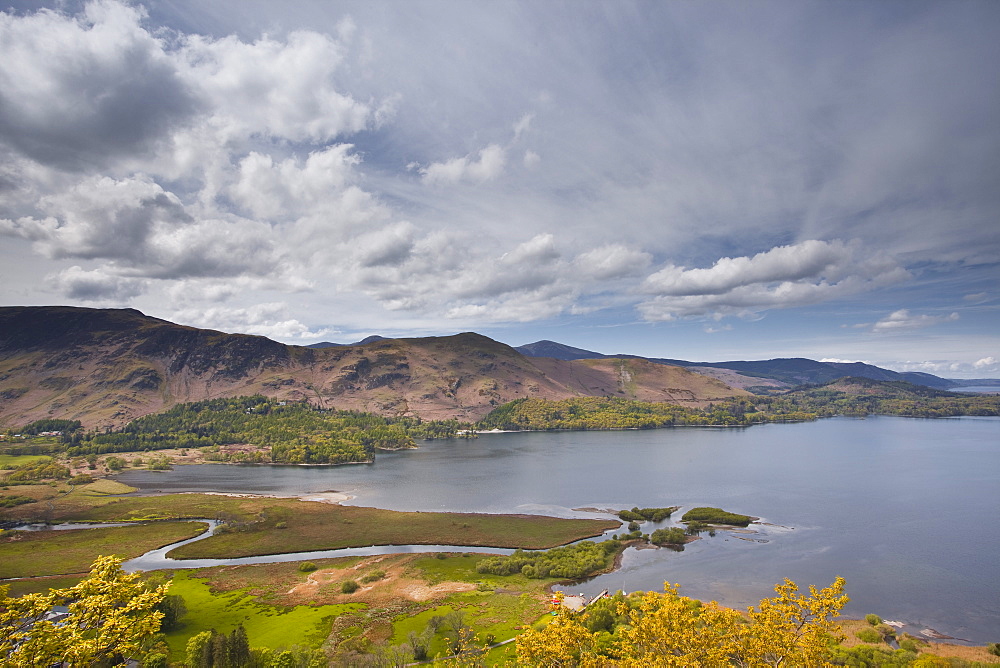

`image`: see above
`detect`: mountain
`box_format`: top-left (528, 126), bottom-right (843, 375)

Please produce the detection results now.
top-left (516, 340), bottom-right (955, 391)
top-left (0, 307), bottom-right (747, 430)
top-left (514, 340), bottom-right (607, 361)
top-left (306, 335), bottom-right (387, 348)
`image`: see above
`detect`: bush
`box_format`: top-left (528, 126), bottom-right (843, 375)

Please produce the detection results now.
top-left (856, 628), bottom-right (882, 644)
top-left (865, 613), bottom-right (882, 626)
top-left (988, 642), bottom-right (1000, 657)
top-left (360, 570), bottom-right (385, 584)
top-left (341, 580), bottom-right (359, 594)
top-left (298, 562), bottom-right (317, 573)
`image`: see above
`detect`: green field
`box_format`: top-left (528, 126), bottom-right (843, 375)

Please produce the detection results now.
top-left (162, 571), bottom-right (363, 662)
top-left (0, 521), bottom-right (207, 578)
top-left (0, 454), bottom-right (52, 469)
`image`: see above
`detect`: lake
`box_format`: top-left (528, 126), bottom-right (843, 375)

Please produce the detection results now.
top-left (117, 416), bottom-right (1000, 643)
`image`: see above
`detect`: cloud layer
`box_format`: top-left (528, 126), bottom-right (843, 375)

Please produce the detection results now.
top-left (0, 0), bottom-right (997, 372)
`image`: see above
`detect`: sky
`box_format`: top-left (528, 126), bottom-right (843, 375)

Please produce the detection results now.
top-left (0, 0), bottom-right (998, 378)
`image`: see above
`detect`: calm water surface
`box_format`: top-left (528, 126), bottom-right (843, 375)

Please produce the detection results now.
top-left (117, 416), bottom-right (1000, 643)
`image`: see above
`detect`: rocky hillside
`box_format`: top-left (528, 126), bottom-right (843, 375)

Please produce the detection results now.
top-left (0, 307), bottom-right (747, 429)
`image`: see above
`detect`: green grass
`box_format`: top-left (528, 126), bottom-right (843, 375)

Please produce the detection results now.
top-left (78, 479), bottom-right (137, 495)
top-left (388, 553), bottom-right (553, 661)
top-left (163, 571), bottom-right (363, 662)
top-left (0, 521), bottom-right (208, 578)
top-left (0, 454), bottom-right (52, 469)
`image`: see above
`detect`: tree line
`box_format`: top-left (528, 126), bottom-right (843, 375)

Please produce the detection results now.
top-left (476, 386), bottom-right (1000, 431)
top-left (45, 396), bottom-right (469, 464)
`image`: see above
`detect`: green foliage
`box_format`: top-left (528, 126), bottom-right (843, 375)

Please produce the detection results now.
top-left (3, 459), bottom-right (69, 481)
top-left (341, 580), bottom-right (359, 594)
top-left (360, 570), bottom-right (385, 583)
top-left (650, 527), bottom-right (687, 546)
top-left (830, 644), bottom-right (917, 666)
top-left (477, 385), bottom-right (1000, 433)
top-left (618, 506), bottom-right (677, 522)
top-left (988, 642), bottom-right (1000, 657)
top-left (19, 419), bottom-right (82, 435)
top-left (155, 594), bottom-right (187, 631)
top-left (865, 613), bottom-right (882, 625)
top-left (0, 495), bottom-right (34, 508)
top-left (105, 455), bottom-right (126, 470)
top-left (297, 562), bottom-right (317, 573)
top-left (62, 396), bottom-right (466, 464)
top-left (185, 625), bottom-right (251, 668)
top-left (856, 627), bottom-right (883, 644)
top-left (681, 506), bottom-right (753, 526)
top-left (476, 539), bottom-right (621, 580)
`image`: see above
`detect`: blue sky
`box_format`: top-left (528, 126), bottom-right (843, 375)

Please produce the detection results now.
top-left (0, 0), bottom-right (997, 377)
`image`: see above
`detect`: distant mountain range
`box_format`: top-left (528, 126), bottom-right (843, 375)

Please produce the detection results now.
top-left (0, 307), bottom-right (745, 429)
top-left (514, 340), bottom-right (991, 391)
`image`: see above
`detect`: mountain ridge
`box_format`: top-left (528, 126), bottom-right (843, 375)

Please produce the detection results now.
top-left (0, 307), bottom-right (747, 429)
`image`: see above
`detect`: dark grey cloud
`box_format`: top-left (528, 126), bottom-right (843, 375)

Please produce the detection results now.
top-left (0, 2), bottom-right (200, 170)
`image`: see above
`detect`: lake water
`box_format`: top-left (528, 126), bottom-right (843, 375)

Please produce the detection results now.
top-left (117, 416), bottom-right (1000, 643)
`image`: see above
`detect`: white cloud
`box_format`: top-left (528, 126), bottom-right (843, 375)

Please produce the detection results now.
top-left (973, 356), bottom-right (996, 369)
top-left (872, 309), bottom-right (959, 333)
top-left (575, 244), bottom-right (651, 280)
top-left (644, 240), bottom-right (851, 296)
top-left (639, 240), bottom-right (909, 321)
top-left (230, 145), bottom-right (361, 221)
top-left (421, 143), bottom-right (506, 185)
top-left (820, 358), bottom-right (873, 365)
top-left (892, 358), bottom-right (999, 377)
top-left (169, 303), bottom-right (336, 340)
top-left (3, 175), bottom-right (191, 262)
top-left (513, 113), bottom-right (534, 139)
top-left (175, 30), bottom-right (370, 145)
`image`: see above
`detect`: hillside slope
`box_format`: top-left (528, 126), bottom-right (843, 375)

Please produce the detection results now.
top-left (0, 307), bottom-right (747, 429)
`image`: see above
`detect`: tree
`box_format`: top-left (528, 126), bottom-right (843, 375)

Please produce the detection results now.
top-left (0, 555), bottom-right (167, 666)
top-left (514, 577), bottom-right (848, 666)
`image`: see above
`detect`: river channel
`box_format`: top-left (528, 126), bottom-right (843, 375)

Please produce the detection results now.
top-left (116, 416), bottom-right (1000, 644)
